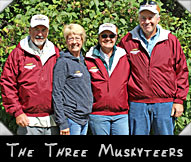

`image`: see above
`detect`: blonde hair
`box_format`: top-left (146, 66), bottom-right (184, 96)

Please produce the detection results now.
top-left (63, 24), bottom-right (86, 43)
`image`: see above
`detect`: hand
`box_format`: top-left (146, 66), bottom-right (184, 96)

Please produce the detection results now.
top-left (60, 128), bottom-right (70, 135)
top-left (16, 113), bottom-right (30, 127)
top-left (171, 103), bottom-right (184, 117)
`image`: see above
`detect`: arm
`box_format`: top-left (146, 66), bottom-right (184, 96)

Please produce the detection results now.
top-left (173, 41), bottom-right (189, 105)
top-left (171, 37), bottom-right (189, 117)
top-left (52, 58), bottom-right (69, 134)
top-left (1, 49), bottom-right (24, 116)
top-left (0, 49), bottom-right (29, 126)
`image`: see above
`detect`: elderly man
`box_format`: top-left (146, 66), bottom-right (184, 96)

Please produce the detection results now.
top-left (0, 14), bottom-right (60, 135)
top-left (118, 1), bottom-right (189, 135)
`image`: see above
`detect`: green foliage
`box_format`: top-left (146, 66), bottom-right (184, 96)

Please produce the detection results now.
top-left (0, 0), bottom-right (191, 134)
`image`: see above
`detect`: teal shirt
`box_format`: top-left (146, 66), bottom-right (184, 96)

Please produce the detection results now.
top-left (93, 45), bottom-right (117, 74)
top-left (139, 25), bottom-right (160, 56)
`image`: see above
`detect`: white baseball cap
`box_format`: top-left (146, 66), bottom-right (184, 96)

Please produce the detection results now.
top-left (30, 14), bottom-right (49, 29)
top-left (139, 4), bottom-right (160, 14)
top-left (98, 23), bottom-right (118, 35)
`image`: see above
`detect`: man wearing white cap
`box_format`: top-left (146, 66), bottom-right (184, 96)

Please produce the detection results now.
top-left (118, 1), bottom-right (189, 135)
top-left (29, 14), bottom-right (50, 50)
top-left (0, 14), bottom-right (60, 135)
top-left (85, 23), bottom-right (130, 135)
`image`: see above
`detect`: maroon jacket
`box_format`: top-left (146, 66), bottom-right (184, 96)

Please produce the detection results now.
top-left (118, 25), bottom-right (189, 104)
top-left (85, 46), bottom-right (130, 115)
top-left (0, 36), bottom-right (60, 117)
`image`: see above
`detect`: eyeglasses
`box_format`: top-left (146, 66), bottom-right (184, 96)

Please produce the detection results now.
top-left (140, 0), bottom-right (157, 5)
top-left (67, 37), bottom-right (81, 42)
top-left (101, 34), bottom-right (116, 39)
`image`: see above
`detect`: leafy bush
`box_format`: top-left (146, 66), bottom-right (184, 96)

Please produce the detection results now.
top-left (0, 0), bottom-right (191, 134)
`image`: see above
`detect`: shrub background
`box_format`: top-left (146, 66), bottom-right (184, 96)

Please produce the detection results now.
top-left (0, 0), bottom-right (191, 134)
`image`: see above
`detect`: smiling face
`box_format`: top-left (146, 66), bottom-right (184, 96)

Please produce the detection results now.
top-left (29, 25), bottom-right (49, 49)
top-left (66, 33), bottom-right (83, 57)
top-left (98, 30), bottom-right (117, 55)
top-left (139, 10), bottom-right (160, 39)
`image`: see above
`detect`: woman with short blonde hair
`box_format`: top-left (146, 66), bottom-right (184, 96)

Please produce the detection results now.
top-left (52, 24), bottom-right (93, 135)
top-left (63, 23), bottom-right (86, 44)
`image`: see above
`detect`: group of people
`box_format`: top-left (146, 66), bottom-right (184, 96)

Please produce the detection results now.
top-left (0, 1), bottom-right (189, 135)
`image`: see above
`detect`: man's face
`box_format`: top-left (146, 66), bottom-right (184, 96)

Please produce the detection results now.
top-left (29, 25), bottom-right (49, 49)
top-left (139, 10), bottom-right (160, 39)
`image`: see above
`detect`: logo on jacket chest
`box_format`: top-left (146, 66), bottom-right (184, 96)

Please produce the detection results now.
top-left (73, 70), bottom-right (83, 77)
top-left (89, 66), bottom-right (99, 73)
top-left (24, 63), bottom-right (36, 69)
top-left (130, 48), bottom-right (140, 55)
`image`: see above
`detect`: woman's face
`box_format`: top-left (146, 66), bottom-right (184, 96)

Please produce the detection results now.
top-left (98, 30), bottom-right (117, 51)
top-left (66, 33), bottom-right (83, 57)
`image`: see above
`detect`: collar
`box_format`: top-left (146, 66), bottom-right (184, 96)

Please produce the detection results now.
top-left (93, 44), bottom-right (117, 57)
top-left (130, 24), bottom-right (170, 42)
top-left (64, 50), bottom-right (84, 62)
top-left (28, 39), bottom-right (42, 54)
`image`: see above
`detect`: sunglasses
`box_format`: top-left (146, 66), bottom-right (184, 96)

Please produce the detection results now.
top-left (140, 0), bottom-right (157, 5)
top-left (101, 34), bottom-right (116, 39)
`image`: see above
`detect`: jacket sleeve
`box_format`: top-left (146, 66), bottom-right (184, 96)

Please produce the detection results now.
top-left (0, 48), bottom-right (24, 117)
top-left (52, 57), bottom-right (69, 130)
top-left (173, 37), bottom-right (189, 104)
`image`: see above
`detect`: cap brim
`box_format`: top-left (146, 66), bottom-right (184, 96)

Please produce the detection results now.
top-left (139, 7), bottom-right (159, 14)
top-left (30, 23), bottom-right (49, 29)
top-left (98, 29), bottom-right (117, 35)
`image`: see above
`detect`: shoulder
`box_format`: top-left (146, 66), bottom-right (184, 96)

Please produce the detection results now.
top-left (54, 56), bottom-right (68, 74)
top-left (158, 26), bottom-right (182, 49)
top-left (168, 33), bottom-right (179, 41)
top-left (8, 45), bottom-right (25, 60)
top-left (121, 32), bottom-right (133, 41)
top-left (157, 25), bottom-right (179, 43)
top-left (114, 46), bottom-right (127, 58)
top-left (56, 53), bottom-right (66, 63)
top-left (116, 46), bottom-right (126, 54)
top-left (56, 51), bottom-right (73, 64)
top-left (54, 46), bottom-right (60, 57)
top-left (160, 29), bottom-right (180, 45)
top-left (85, 46), bottom-right (96, 58)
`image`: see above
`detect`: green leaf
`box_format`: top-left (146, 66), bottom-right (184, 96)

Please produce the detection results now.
top-left (120, 18), bottom-right (126, 25)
